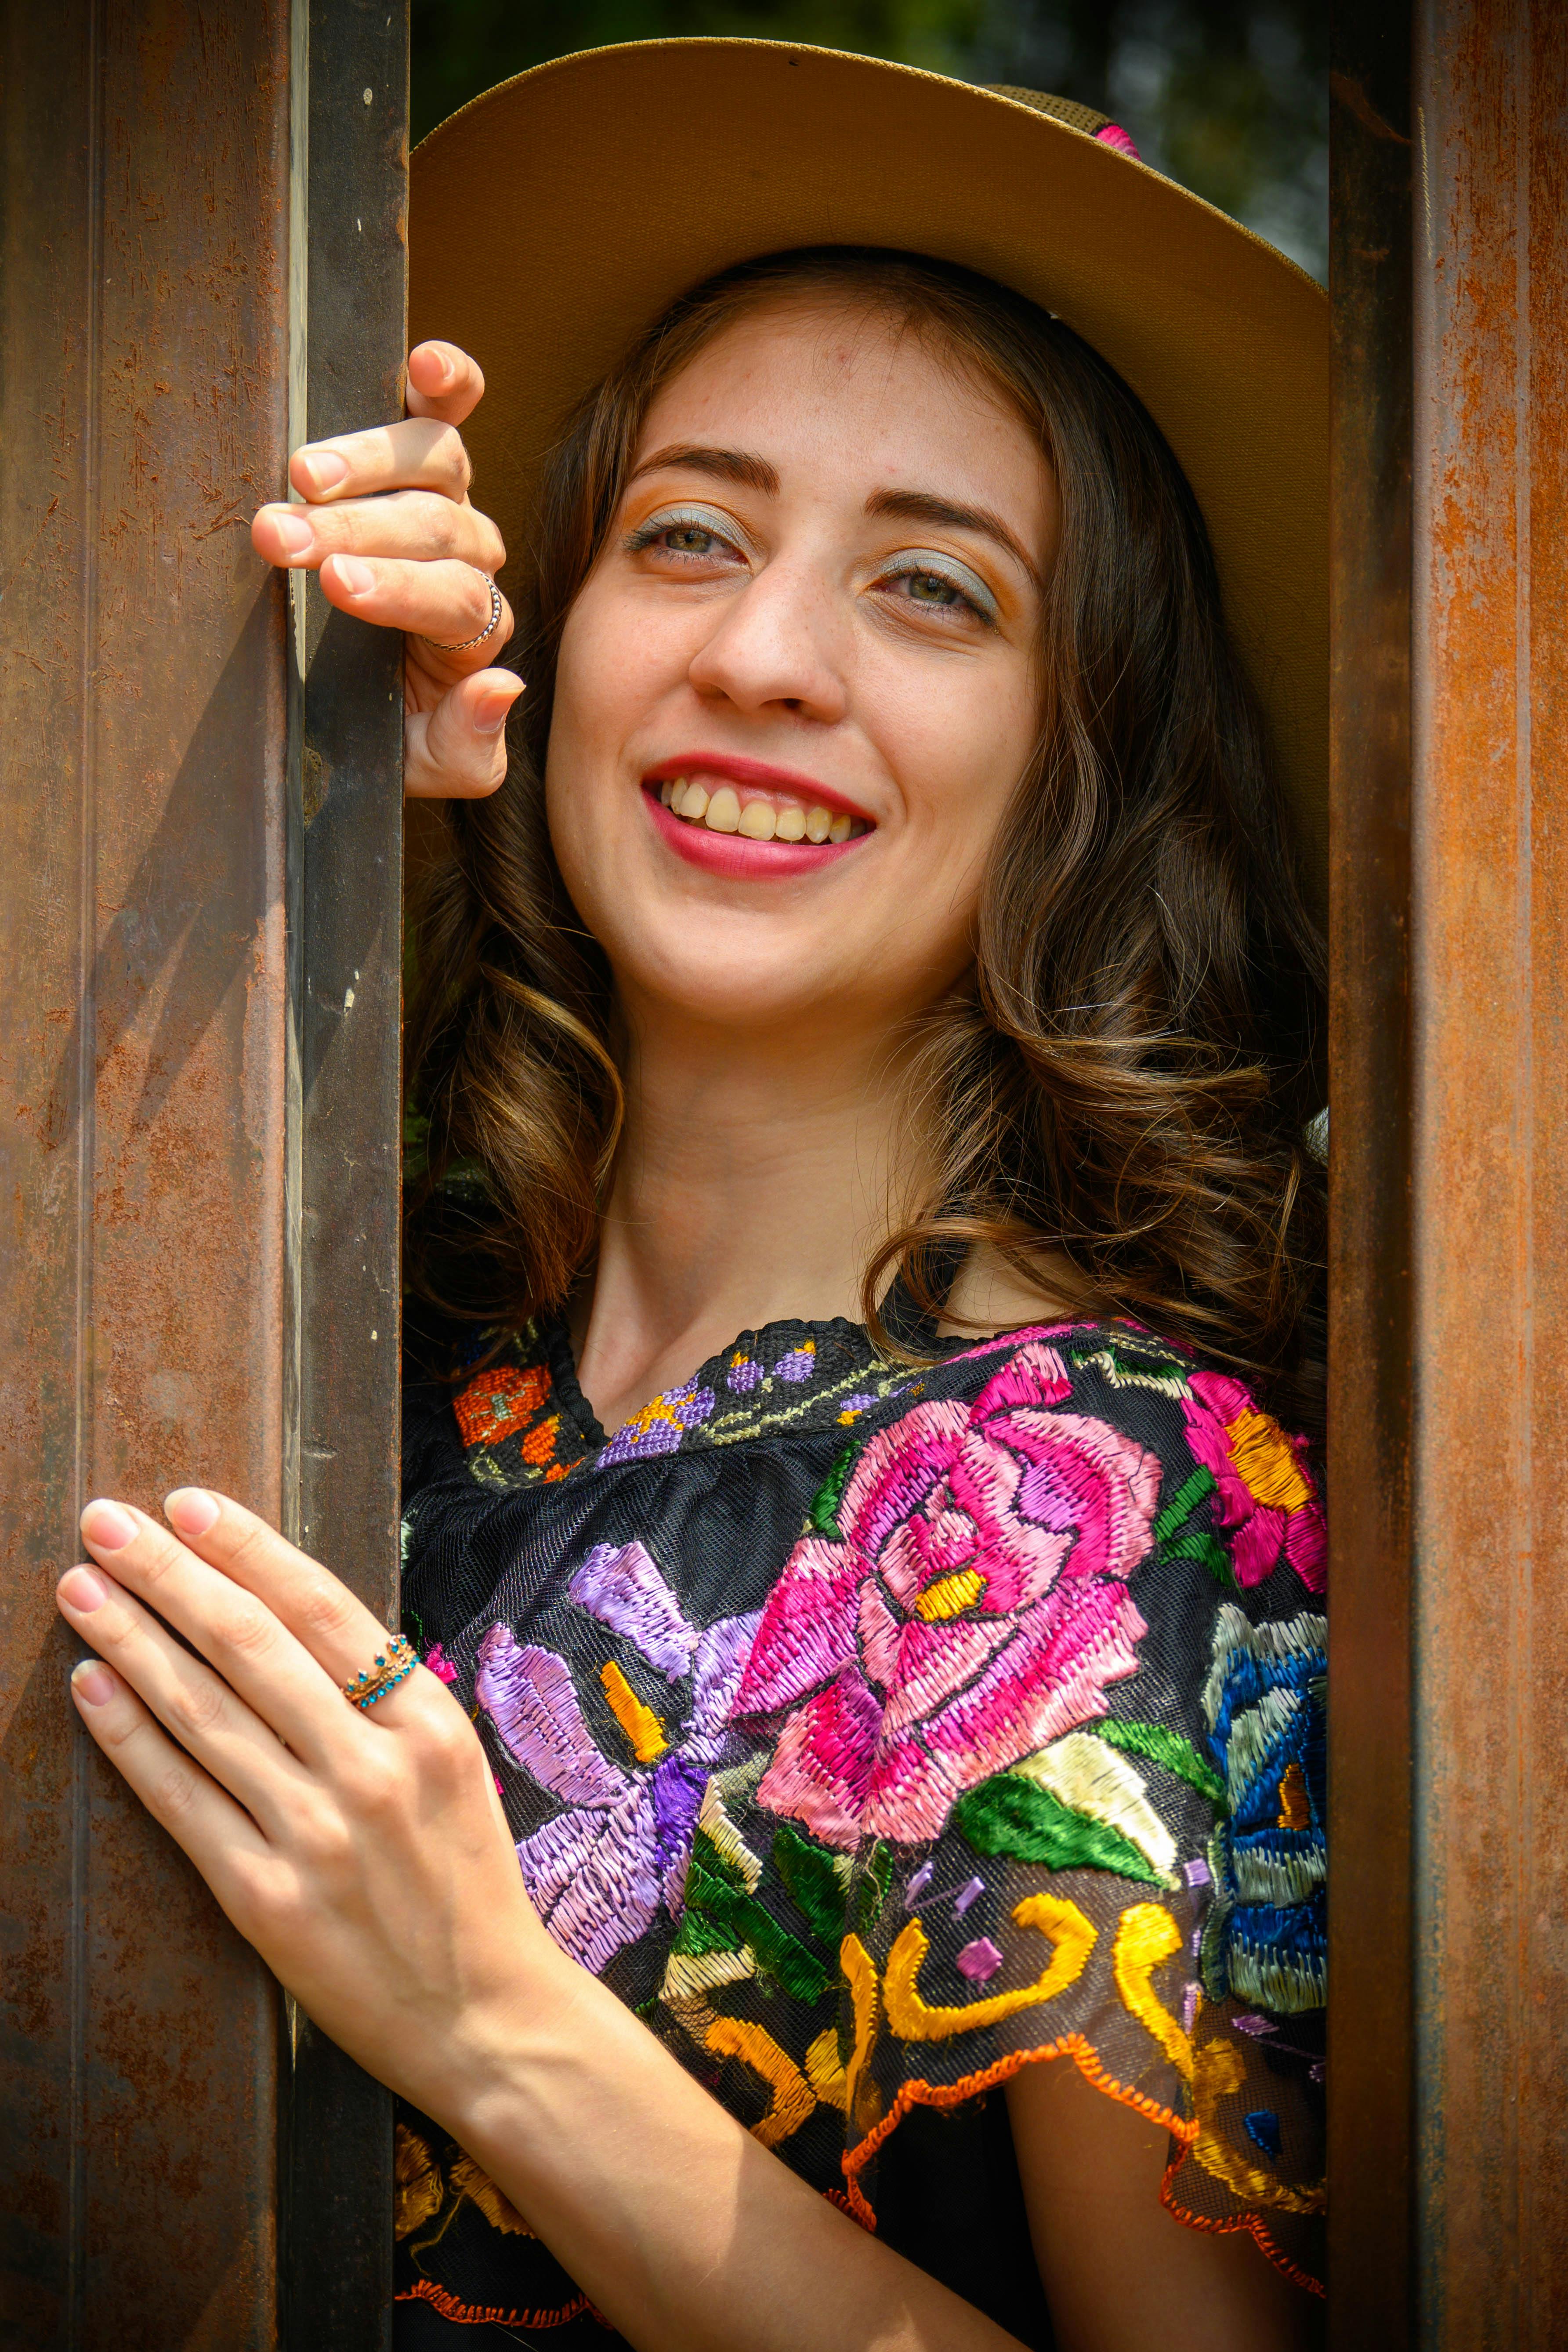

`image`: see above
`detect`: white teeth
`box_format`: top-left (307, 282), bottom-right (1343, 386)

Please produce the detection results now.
top-left (659, 776), bottom-right (868, 845)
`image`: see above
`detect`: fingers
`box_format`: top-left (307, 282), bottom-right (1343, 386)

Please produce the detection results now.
top-left (287, 415), bottom-right (471, 506)
top-left (57, 1555), bottom-right (310, 1834)
top-left (69, 1499), bottom-right (364, 1771)
top-left (157, 1490), bottom-right (436, 1716)
top-left (252, 487), bottom-right (504, 577)
top-left (319, 552), bottom-right (513, 656)
top-left (69, 1660), bottom-right (269, 1898)
top-left (405, 339), bottom-right (486, 426)
top-left (405, 670), bottom-right (522, 799)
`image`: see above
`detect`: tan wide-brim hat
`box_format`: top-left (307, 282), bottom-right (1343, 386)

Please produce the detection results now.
top-left (411, 39), bottom-right (1328, 919)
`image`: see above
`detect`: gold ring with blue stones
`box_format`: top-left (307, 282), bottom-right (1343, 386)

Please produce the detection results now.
top-left (343, 1632), bottom-right (416, 1710)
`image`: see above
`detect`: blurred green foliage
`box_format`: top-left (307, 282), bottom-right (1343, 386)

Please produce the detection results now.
top-left (411, 0), bottom-right (1326, 281)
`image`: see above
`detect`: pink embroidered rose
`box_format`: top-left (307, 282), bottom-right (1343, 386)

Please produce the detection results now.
top-left (1179, 1369), bottom-right (1325, 1592)
top-left (734, 1342), bottom-right (1161, 1850)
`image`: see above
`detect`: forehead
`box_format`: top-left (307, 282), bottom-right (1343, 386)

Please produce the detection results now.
top-left (632, 292), bottom-right (1050, 524)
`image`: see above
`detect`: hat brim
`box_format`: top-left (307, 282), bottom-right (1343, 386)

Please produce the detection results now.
top-left (410, 39), bottom-right (1327, 918)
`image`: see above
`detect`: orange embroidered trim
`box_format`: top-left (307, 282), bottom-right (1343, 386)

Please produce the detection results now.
top-left (454, 1364), bottom-right (550, 1449)
top-left (839, 2033), bottom-right (1195, 2229)
top-left (1160, 2162), bottom-right (1325, 2299)
top-left (706, 2015), bottom-right (815, 2150)
top-left (395, 2278), bottom-right (597, 2328)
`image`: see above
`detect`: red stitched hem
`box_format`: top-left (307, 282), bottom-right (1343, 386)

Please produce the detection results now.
top-left (1159, 2164), bottom-right (1326, 2299)
top-left (839, 2031), bottom-right (1195, 2230)
top-left (394, 2279), bottom-right (606, 2328)
top-left (839, 2034), bottom-right (1325, 2297)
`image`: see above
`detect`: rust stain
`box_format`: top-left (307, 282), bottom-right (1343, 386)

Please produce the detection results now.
top-left (0, 0), bottom-right (293, 2340)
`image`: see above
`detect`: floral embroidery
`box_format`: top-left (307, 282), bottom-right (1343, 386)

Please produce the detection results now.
top-left (1181, 1371), bottom-right (1326, 1592)
top-left (453, 1363), bottom-right (551, 1448)
top-left (735, 1342), bottom-right (1160, 1849)
top-left (404, 1312), bottom-right (1328, 2314)
top-left (475, 1550), bottom-right (760, 1973)
top-left (1200, 1603), bottom-right (1327, 2013)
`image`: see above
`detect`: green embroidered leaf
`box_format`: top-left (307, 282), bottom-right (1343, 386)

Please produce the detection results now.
top-left (1163, 1526), bottom-right (1239, 1591)
top-left (1092, 1718), bottom-right (1229, 1815)
top-left (771, 1823), bottom-right (848, 1947)
top-left (953, 1772), bottom-right (1166, 1884)
top-left (809, 1443), bottom-right (860, 1538)
top-left (682, 1845), bottom-right (829, 2003)
top-left (1152, 1464), bottom-right (1217, 1545)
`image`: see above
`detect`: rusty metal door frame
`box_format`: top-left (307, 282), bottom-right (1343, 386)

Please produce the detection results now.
top-left (0, 2), bottom-right (406, 2342)
top-left (1329, 1), bottom-right (1568, 2343)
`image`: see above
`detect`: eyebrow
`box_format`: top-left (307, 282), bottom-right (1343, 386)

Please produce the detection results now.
top-left (866, 488), bottom-right (1042, 591)
top-left (626, 442), bottom-right (780, 495)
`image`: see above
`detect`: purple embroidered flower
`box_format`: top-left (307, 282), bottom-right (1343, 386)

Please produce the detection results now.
top-left (774, 1346), bottom-right (817, 1383)
top-left (597, 1379), bottom-right (717, 1464)
top-left (726, 1355), bottom-right (763, 1392)
top-left (476, 1556), bottom-right (760, 1973)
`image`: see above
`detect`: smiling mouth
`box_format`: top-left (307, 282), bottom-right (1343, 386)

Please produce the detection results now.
top-left (653, 775), bottom-right (872, 845)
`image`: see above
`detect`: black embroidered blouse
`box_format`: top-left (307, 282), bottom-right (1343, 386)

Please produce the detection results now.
top-left (393, 1308), bottom-right (1327, 2346)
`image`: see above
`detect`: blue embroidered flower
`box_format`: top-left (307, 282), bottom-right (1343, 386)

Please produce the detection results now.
top-left (1199, 1602), bottom-right (1327, 2015)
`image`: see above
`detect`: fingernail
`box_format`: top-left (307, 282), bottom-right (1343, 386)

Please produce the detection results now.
top-left (473, 693), bottom-right (514, 734)
top-left (72, 1660), bottom-right (116, 1706)
top-left (298, 448), bottom-right (348, 493)
top-left (167, 1487), bottom-right (220, 1537)
top-left (81, 1500), bottom-right (136, 1551)
top-left (272, 510), bottom-right (314, 558)
top-left (60, 1566), bottom-right (109, 1611)
top-left (332, 554), bottom-right (374, 598)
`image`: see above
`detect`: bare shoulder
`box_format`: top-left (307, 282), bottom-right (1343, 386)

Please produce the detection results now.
top-left (937, 1243), bottom-right (1085, 1340)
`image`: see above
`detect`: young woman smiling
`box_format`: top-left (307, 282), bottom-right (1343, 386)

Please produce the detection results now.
top-left (55, 44), bottom-right (1328, 2352)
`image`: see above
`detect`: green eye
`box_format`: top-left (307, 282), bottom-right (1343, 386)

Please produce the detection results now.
top-left (906, 571), bottom-right (959, 605)
top-left (665, 525), bottom-right (716, 553)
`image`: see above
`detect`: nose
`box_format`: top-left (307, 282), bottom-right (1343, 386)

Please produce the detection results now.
top-left (686, 555), bottom-right (849, 725)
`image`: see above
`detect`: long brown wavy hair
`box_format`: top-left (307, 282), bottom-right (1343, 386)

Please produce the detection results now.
top-left (405, 248), bottom-right (1327, 1427)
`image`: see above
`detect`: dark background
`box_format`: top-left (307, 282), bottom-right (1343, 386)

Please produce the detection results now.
top-left (410, 0), bottom-right (1327, 281)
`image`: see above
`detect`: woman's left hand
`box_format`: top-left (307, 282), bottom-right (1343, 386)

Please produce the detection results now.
top-left (55, 1490), bottom-right (568, 2121)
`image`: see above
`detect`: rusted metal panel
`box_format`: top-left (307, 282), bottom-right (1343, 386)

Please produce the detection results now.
top-left (0, 0), bottom-right (292, 2342)
top-left (281, 2), bottom-right (408, 2343)
top-left (1411, 1), bottom-right (1568, 2341)
top-left (1327, 4), bottom-right (1416, 2341)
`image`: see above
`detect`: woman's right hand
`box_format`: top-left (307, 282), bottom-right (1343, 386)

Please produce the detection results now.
top-left (250, 340), bottom-right (523, 798)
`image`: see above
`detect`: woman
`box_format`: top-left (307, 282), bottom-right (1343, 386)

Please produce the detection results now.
top-left (56, 42), bottom-right (1327, 2352)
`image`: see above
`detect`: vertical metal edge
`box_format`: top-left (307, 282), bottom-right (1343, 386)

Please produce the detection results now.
top-left (1327, 0), bottom-right (1416, 2341)
top-left (281, 4), bottom-right (408, 2344)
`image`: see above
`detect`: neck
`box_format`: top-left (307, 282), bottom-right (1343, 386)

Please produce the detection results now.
top-left (570, 1001), bottom-right (921, 1435)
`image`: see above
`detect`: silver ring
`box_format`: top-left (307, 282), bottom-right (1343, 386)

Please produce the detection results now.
top-left (426, 569), bottom-right (503, 653)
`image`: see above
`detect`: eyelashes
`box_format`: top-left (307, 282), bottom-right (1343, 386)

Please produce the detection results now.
top-left (622, 505), bottom-right (1001, 628)
top-left (874, 551), bottom-right (1000, 628)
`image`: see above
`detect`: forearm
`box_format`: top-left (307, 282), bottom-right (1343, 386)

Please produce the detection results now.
top-left (442, 1954), bottom-right (1027, 2352)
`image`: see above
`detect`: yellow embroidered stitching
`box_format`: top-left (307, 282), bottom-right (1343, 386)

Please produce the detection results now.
top-left (883, 1893), bottom-right (1097, 2042)
top-left (914, 1567), bottom-right (986, 1622)
top-left (1111, 1903), bottom-right (1191, 2074)
top-left (599, 1658), bottom-right (667, 1762)
top-left (706, 2017), bottom-right (815, 2149)
top-left (806, 2025), bottom-right (849, 2110)
top-left (840, 1933), bottom-right (882, 2125)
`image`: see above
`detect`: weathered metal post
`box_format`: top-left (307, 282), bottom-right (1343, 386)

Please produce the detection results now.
top-left (0, 1), bottom-right (406, 2342)
top-left (1330, 0), bottom-right (1568, 2343)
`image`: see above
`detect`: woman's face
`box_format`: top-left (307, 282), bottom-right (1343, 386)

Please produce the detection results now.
top-left (546, 295), bottom-right (1057, 1044)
